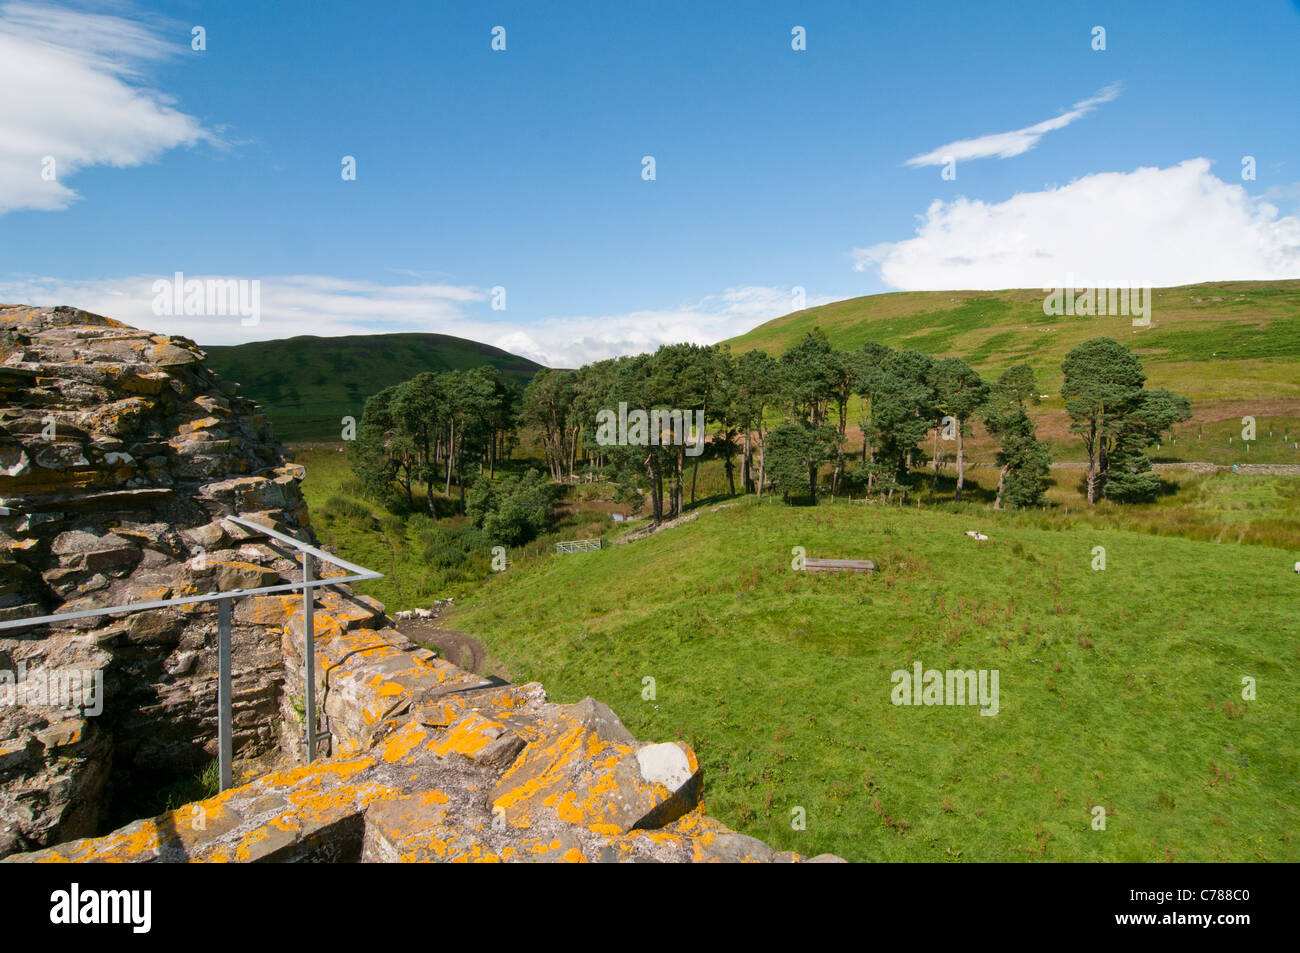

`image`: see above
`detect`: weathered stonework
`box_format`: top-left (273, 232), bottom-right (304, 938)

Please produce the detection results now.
top-left (0, 305), bottom-right (307, 854)
top-left (0, 305), bottom-right (841, 862)
top-left (5, 608), bottom-right (844, 863)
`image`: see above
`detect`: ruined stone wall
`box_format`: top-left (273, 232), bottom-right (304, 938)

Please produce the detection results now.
top-left (0, 306), bottom-right (311, 855)
top-left (6, 612), bottom-right (841, 863)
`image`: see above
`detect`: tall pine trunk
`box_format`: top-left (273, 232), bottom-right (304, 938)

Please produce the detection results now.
top-left (955, 422), bottom-right (966, 503)
top-left (1086, 419), bottom-right (1101, 504)
top-left (445, 420), bottom-right (455, 497)
top-left (930, 428), bottom-right (941, 497)
top-left (742, 431), bottom-right (752, 493)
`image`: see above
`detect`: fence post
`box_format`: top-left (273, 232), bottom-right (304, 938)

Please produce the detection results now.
top-left (303, 553), bottom-right (316, 764)
top-left (217, 597), bottom-right (233, 791)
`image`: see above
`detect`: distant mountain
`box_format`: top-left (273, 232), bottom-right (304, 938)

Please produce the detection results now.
top-left (204, 332), bottom-right (545, 442)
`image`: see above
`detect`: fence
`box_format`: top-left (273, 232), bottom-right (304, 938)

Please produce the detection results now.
top-left (555, 538), bottom-right (601, 554)
top-left (0, 515), bottom-right (383, 790)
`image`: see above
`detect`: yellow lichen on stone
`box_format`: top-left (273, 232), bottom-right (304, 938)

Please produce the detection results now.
top-left (427, 713), bottom-right (507, 760)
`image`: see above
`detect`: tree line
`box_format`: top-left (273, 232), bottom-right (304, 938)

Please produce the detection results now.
top-left (350, 366), bottom-right (520, 514)
top-left (350, 332), bottom-right (1190, 521)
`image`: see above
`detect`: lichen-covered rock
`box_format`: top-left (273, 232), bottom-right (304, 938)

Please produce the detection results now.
top-left (5, 635), bottom-right (835, 862)
top-left (0, 305), bottom-right (308, 854)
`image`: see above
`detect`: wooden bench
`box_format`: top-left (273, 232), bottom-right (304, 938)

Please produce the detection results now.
top-left (802, 557), bottom-right (875, 573)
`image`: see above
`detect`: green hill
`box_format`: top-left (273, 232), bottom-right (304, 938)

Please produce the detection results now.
top-left (204, 332), bottom-right (544, 442)
top-left (725, 280), bottom-right (1300, 398)
top-left (725, 279), bottom-right (1300, 464)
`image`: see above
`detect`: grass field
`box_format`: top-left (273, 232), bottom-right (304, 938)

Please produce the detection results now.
top-left (446, 493), bottom-right (1299, 862)
top-left (294, 444), bottom-right (1299, 862)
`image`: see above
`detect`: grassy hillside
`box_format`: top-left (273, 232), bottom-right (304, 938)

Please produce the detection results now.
top-left (205, 332), bottom-right (543, 441)
top-left (726, 280), bottom-right (1300, 468)
top-left (726, 280), bottom-right (1300, 398)
top-left (445, 490), bottom-right (1299, 862)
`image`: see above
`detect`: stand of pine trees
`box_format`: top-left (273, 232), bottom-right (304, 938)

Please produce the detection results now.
top-left (350, 332), bottom-right (1188, 521)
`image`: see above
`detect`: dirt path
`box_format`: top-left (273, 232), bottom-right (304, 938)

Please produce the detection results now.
top-left (1050, 461), bottom-right (1300, 475)
top-left (397, 618), bottom-right (510, 680)
top-left (613, 501), bottom-right (738, 544)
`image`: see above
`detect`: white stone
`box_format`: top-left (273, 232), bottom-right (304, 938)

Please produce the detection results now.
top-left (636, 742), bottom-right (692, 791)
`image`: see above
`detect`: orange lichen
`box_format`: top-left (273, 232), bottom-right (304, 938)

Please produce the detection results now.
top-left (380, 721), bottom-right (431, 763)
top-left (427, 713), bottom-right (507, 760)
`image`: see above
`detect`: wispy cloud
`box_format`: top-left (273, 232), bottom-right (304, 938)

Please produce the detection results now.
top-left (1261, 181), bottom-right (1300, 204)
top-left (0, 277), bottom-right (827, 367)
top-left (852, 158), bottom-right (1300, 289)
top-left (494, 286), bottom-right (834, 367)
top-left (904, 83), bottom-right (1121, 168)
top-left (0, 1), bottom-right (213, 215)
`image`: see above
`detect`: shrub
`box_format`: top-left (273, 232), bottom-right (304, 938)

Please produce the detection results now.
top-left (466, 469), bottom-right (555, 546)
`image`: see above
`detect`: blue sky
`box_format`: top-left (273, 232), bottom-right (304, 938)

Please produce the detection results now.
top-left (1, 0), bottom-right (1298, 365)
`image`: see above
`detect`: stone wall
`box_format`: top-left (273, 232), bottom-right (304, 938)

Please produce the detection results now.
top-left (0, 305), bottom-right (310, 854)
top-left (7, 609), bottom-right (841, 862)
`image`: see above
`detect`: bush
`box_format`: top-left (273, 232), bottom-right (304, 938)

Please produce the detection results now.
top-left (466, 469), bottom-right (555, 546)
top-left (417, 522), bottom-right (491, 572)
top-left (612, 479), bottom-right (645, 516)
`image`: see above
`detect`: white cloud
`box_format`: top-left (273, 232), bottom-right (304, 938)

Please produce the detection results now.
top-left (439, 285), bottom-right (834, 368)
top-left (0, 274), bottom-right (487, 344)
top-left (852, 159), bottom-right (1300, 289)
top-left (904, 83), bottom-right (1120, 167)
top-left (0, 276), bottom-right (827, 367)
top-left (0, 1), bottom-right (212, 215)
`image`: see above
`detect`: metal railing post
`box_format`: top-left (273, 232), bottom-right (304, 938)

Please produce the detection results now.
top-left (303, 553), bottom-right (316, 763)
top-left (217, 597), bottom-right (233, 790)
top-left (0, 514), bottom-right (385, 787)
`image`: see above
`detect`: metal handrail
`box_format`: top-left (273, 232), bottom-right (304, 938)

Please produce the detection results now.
top-left (0, 515), bottom-right (384, 789)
